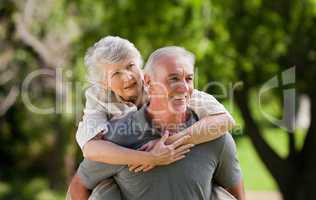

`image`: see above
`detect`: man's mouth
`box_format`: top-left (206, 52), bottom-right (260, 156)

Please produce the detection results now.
top-left (170, 94), bottom-right (188, 103)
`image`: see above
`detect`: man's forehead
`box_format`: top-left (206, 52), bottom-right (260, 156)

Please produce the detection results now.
top-left (157, 56), bottom-right (194, 74)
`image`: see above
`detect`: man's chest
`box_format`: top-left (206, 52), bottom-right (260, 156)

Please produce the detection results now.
top-left (115, 142), bottom-right (220, 197)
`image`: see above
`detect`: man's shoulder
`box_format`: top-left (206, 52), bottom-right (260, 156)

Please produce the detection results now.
top-left (206, 133), bottom-right (232, 144)
top-left (201, 134), bottom-right (235, 154)
top-left (191, 89), bottom-right (216, 99)
top-left (211, 134), bottom-right (238, 160)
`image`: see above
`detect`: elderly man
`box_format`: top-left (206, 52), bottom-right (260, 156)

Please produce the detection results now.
top-left (70, 46), bottom-right (245, 200)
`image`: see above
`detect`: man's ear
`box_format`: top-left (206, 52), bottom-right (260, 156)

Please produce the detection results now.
top-left (144, 74), bottom-right (151, 88)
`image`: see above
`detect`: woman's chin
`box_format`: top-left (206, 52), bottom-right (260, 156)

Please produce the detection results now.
top-left (122, 89), bottom-right (139, 101)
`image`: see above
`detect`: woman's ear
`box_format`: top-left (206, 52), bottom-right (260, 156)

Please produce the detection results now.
top-left (98, 79), bottom-right (109, 90)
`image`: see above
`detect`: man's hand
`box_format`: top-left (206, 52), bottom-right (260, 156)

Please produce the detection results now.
top-left (128, 131), bottom-right (194, 172)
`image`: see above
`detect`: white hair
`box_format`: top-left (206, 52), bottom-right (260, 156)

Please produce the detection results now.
top-left (144, 46), bottom-right (195, 76)
top-left (84, 36), bottom-right (143, 83)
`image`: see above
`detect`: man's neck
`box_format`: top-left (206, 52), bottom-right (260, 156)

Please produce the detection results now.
top-left (147, 101), bottom-right (188, 133)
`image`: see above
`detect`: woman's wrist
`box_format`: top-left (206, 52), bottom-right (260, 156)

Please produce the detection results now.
top-left (166, 131), bottom-right (188, 145)
top-left (136, 150), bottom-right (155, 165)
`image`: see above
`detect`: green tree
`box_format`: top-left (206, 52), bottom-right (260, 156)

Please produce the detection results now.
top-left (206, 1), bottom-right (316, 200)
top-left (1, 0), bottom-right (315, 199)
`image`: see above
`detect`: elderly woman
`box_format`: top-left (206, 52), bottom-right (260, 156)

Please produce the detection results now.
top-left (69, 36), bottom-right (235, 199)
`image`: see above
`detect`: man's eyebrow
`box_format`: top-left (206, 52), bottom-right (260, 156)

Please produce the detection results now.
top-left (168, 73), bottom-right (181, 77)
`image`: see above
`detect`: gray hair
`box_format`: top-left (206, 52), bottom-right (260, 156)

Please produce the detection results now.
top-left (144, 46), bottom-right (195, 76)
top-left (84, 36), bottom-right (143, 83)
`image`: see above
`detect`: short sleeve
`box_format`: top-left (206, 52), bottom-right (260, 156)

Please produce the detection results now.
top-left (77, 159), bottom-right (125, 190)
top-left (76, 86), bottom-right (138, 150)
top-left (213, 134), bottom-right (242, 188)
top-left (188, 90), bottom-right (228, 119)
top-left (76, 86), bottom-right (110, 150)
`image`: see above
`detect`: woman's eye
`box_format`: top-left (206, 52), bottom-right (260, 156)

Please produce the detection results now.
top-left (127, 64), bottom-right (134, 70)
top-left (112, 71), bottom-right (121, 78)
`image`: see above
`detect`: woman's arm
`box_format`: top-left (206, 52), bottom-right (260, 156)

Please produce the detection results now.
top-left (128, 112), bottom-right (235, 173)
top-left (83, 140), bottom-right (154, 165)
top-left (166, 112), bottom-right (236, 145)
top-left (83, 133), bottom-right (192, 166)
top-left (168, 89), bottom-right (236, 145)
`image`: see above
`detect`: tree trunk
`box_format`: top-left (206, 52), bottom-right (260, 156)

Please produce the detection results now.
top-left (235, 87), bottom-right (316, 200)
top-left (280, 167), bottom-right (316, 200)
top-left (281, 93), bottom-right (316, 200)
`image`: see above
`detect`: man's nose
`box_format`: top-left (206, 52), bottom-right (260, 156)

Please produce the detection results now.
top-left (174, 80), bottom-right (189, 93)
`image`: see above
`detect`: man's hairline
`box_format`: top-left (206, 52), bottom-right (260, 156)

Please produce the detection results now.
top-left (145, 55), bottom-right (195, 78)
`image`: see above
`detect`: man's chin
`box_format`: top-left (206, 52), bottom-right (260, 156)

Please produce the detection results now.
top-left (169, 104), bottom-right (188, 114)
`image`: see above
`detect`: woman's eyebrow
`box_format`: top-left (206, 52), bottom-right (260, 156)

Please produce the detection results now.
top-left (126, 61), bottom-right (134, 67)
top-left (110, 70), bottom-right (120, 78)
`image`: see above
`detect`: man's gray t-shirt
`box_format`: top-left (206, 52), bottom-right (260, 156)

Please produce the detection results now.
top-left (78, 105), bottom-right (241, 200)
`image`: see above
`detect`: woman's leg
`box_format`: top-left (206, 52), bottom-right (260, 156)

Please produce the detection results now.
top-left (89, 178), bottom-right (122, 200)
top-left (66, 178), bottom-right (122, 200)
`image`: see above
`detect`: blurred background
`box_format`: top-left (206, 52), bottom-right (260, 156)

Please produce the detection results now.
top-left (0, 0), bottom-right (315, 200)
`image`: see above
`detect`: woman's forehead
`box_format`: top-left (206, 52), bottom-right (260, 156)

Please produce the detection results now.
top-left (105, 58), bottom-right (136, 73)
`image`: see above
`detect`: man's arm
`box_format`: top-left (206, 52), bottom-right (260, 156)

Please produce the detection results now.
top-left (226, 179), bottom-right (246, 200)
top-left (68, 174), bottom-right (91, 200)
top-left (214, 134), bottom-right (245, 200)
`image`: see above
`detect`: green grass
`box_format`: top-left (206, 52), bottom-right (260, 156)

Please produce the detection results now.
top-left (237, 135), bottom-right (279, 190)
top-left (236, 129), bottom-right (306, 190)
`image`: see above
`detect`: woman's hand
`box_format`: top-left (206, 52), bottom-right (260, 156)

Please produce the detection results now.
top-left (128, 131), bottom-right (194, 172)
top-left (138, 139), bottom-right (160, 152)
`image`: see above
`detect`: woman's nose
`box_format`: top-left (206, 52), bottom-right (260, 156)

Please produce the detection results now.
top-left (122, 70), bottom-right (134, 81)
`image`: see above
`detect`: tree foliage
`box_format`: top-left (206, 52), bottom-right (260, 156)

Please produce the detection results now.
top-left (0, 0), bottom-right (315, 199)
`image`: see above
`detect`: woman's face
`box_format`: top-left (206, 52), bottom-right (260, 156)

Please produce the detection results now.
top-left (101, 57), bottom-right (143, 102)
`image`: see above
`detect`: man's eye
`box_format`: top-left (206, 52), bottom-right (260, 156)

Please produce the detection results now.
top-left (170, 77), bottom-right (179, 81)
top-left (186, 77), bottom-right (193, 81)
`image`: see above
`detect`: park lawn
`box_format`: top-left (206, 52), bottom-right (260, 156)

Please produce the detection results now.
top-left (236, 128), bottom-right (306, 191)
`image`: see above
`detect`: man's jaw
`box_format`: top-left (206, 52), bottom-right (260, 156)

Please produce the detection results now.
top-left (168, 93), bottom-right (189, 114)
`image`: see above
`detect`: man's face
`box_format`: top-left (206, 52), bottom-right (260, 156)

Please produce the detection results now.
top-left (100, 57), bottom-right (143, 102)
top-left (148, 55), bottom-right (194, 113)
